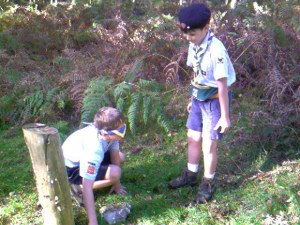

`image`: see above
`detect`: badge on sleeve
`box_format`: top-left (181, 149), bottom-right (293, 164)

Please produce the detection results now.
top-left (217, 57), bottom-right (224, 64)
top-left (87, 162), bottom-right (96, 175)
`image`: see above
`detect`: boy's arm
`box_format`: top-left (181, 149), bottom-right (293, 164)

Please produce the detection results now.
top-left (110, 150), bottom-right (121, 166)
top-left (82, 178), bottom-right (98, 225)
top-left (108, 150), bottom-right (127, 195)
top-left (215, 77), bottom-right (230, 133)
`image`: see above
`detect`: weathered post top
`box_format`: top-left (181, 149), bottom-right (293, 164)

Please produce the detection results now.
top-left (23, 123), bottom-right (57, 133)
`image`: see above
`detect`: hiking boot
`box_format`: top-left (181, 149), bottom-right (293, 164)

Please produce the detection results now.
top-left (70, 184), bottom-right (84, 207)
top-left (169, 167), bottom-right (198, 189)
top-left (193, 177), bottom-right (214, 204)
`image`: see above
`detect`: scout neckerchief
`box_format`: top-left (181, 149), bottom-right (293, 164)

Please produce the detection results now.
top-left (192, 30), bottom-right (214, 85)
top-left (100, 124), bottom-right (126, 138)
top-left (82, 122), bottom-right (127, 138)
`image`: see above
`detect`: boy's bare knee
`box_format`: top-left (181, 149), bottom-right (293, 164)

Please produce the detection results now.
top-left (107, 165), bottom-right (121, 181)
top-left (119, 152), bottom-right (125, 164)
top-left (187, 129), bottom-right (202, 144)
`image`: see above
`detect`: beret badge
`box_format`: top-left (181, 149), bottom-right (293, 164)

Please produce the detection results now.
top-left (180, 23), bottom-right (190, 30)
top-left (180, 23), bottom-right (186, 29)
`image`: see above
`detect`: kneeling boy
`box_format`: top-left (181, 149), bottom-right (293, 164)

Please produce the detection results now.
top-left (62, 107), bottom-right (127, 225)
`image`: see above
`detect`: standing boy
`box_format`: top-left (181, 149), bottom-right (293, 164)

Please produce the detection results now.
top-left (169, 3), bottom-right (236, 204)
top-left (62, 107), bottom-right (127, 225)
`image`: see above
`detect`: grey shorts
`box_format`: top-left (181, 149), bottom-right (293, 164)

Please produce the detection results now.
top-left (186, 97), bottom-right (223, 140)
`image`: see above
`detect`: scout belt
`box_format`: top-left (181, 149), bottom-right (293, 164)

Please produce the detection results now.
top-left (190, 81), bottom-right (218, 101)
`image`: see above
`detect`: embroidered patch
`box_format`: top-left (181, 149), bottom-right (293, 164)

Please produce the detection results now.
top-left (87, 162), bottom-right (96, 175)
top-left (87, 165), bottom-right (95, 174)
top-left (217, 57), bottom-right (224, 64)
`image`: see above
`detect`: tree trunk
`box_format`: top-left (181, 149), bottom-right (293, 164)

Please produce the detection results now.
top-left (22, 123), bottom-right (74, 225)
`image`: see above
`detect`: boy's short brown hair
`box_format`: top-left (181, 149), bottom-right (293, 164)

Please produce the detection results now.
top-left (94, 107), bottom-right (124, 131)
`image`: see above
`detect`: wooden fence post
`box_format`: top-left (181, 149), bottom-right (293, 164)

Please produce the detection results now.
top-left (22, 123), bottom-right (74, 225)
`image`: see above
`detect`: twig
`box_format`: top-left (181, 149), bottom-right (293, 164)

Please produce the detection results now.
top-left (149, 53), bottom-right (191, 77)
top-left (234, 39), bottom-right (259, 63)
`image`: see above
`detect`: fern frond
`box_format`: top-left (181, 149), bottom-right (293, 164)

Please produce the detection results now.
top-left (45, 87), bottom-right (59, 102)
top-left (39, 87), bottom-right (64, 118)
top-left (57, 98), bottom-right (65, 110)
top-left (119, 78), bottom-right (173, 134)
top-left (81, 77), bottom-right (114, 123)
top-left (116, 97), bottom-right (125, 113)
top-left (55, 89), bottom-right (67, 110)
top-left (157, 115), bottom-right (171, 132)
top-left (69, 83), bottom-right (86, 114)
top-left (143, 95), bottom-right (151, 125)
top-left (124, 57), bottom-right (145, 82)
top-left (128, 92), bottom-right (142, 134)
top-left (24, 90), bottom-right (44, 116)
top-left (114, 81), bottom-right (131, 101)
top-left (138, 79), bottom-right (163, 92)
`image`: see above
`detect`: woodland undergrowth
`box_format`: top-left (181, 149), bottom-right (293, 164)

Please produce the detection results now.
top-left (0, 0), bottom-right (299, 152)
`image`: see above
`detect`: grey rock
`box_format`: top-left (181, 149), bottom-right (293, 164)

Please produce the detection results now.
top-left (100, 203), bottom-right (131, 225)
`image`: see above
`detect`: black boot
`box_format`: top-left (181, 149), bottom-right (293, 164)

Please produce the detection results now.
top-left (169, 167), bottom-right (198, 189)
top-left (193, 177), bottom-right (214, 204)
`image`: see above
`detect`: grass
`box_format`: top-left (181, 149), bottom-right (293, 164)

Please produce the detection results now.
top-left (0, 128), bottom-right (42, 225)
top-left (0, 110), bottom-right (299, 224)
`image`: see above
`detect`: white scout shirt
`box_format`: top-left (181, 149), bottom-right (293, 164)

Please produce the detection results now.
top-left (62, 125), bottom-right (119, 181)
top-left (187, 31), bottom-right (236, 87)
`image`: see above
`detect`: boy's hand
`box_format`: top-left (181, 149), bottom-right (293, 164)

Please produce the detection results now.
top-left (187, 102), bottom-right (192, 112)
top-left (214, 117), bottom-right (231, 133)
top-left (109, 182), bottom-right (127, 195)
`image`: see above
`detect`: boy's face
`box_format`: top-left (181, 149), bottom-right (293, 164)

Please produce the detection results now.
top-left (183, 25), bottom-right (209, 45)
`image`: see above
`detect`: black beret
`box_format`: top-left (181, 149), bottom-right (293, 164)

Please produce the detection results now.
top-left (178, 3), bottom-right (211, 32)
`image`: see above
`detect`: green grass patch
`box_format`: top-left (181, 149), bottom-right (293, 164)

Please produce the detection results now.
top-left (0, 122), bottom-right (299, 224)
top-left (0, 128), bottom-right (42, 224)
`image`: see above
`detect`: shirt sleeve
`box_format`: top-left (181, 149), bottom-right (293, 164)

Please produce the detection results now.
top-left (186, 43), bottom-right (194, 68)
top-left (211, 46), bottom-right (231, 81)
top-left (79, 150), bottom-right (103, 181)
top-left (79, 130), bottom-right (104, 181)
top-left (108, 140), bottom-right (120, 152)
